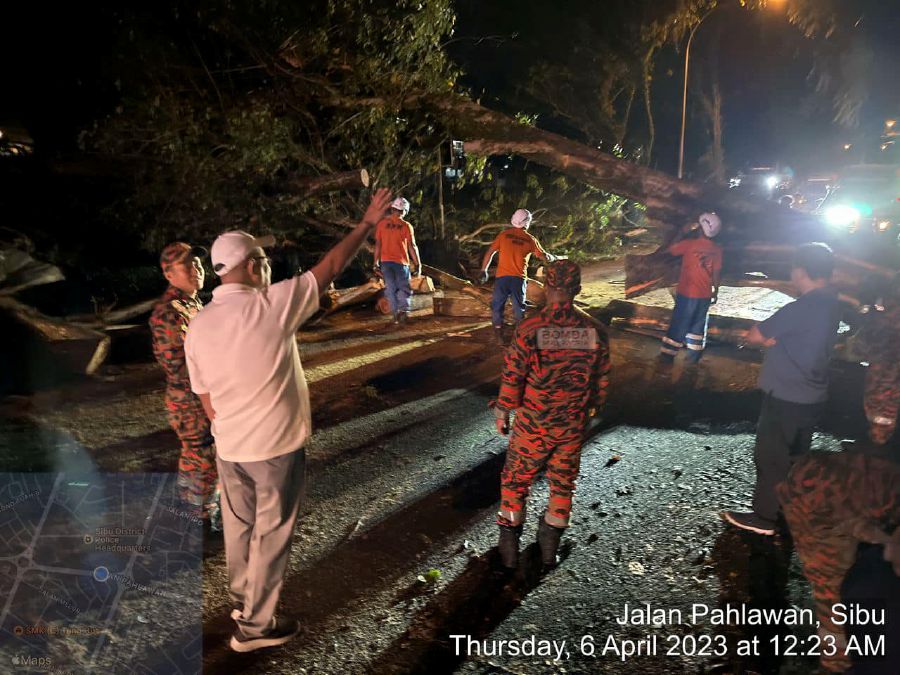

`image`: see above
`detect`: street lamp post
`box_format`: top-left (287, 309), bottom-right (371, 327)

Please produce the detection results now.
top-left (677, 1), bottom-right (785, 180)
top-left (677, 7), bottom-right (715, 180)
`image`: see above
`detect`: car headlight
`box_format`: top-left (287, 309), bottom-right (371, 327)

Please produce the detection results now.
top-left (765, 175), bottom-right (779, 189)
top-left (824, 205), bottom-right (860, 227)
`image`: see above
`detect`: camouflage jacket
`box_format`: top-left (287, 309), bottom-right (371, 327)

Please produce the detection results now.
top-left (497, 302), bottom-right (611, 423)
top-left (149, 286), bottom-right (204, 405)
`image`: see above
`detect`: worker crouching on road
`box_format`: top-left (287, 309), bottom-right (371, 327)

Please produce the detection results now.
top-left (149, 242), bottom-right (220, 529)
top-left (493, 259), bottom-right (611, 569)
top-left (480, 208), bottom-right (553, 344)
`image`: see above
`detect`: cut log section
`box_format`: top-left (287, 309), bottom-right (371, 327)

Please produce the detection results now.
top-left (433, 291), bottom-right (492, 318)
top-left (375, 293), bottom-right (434, 316)
top-left (595, 299), bottom-right (754, 346)
top-left (287, 168), bottom-right (370, 201)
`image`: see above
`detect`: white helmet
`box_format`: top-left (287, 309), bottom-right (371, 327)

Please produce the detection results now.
top-left (511, 208), bottom-right (533, 229)
top-left (698, 212), bottom-right (721, 238)
top-left (391, 197), bottom-right (410, 216)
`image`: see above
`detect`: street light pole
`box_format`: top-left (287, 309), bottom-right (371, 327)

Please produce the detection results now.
top-left (678, 8), bottom-right (715, 181)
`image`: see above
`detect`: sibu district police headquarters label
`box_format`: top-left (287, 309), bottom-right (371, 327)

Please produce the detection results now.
top-left (450, 602), bottom-right (888, 663)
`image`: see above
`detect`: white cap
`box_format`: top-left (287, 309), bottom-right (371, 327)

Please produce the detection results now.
top-left (511, 208), bottom-right (532, 228)
top-left (698, 212), bottom-right (721, 238)
top-left (210, 231), bottom-right (276, 276)
top-left (391, 197), bottom-right (410, 216)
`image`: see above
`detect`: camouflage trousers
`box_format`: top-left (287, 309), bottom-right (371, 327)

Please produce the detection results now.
top-left (777, 452), bottom-right (900, 672)
top-left (864, 362), bottom-right (900, 445)
top-left (167, 398), bottom-right (219, 517)
top-left (498, 408), bottom-right (585, 528)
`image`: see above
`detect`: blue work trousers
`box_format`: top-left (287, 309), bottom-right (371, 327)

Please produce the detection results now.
top-left (382, 261), bottom-right (412, 315)
top-left (660, 293), bottom-right (711, 362)
top-left (492, 275), bottom-right (527, 328)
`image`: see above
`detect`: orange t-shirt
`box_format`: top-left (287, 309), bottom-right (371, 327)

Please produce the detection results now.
top-left (668, 237), bottom-right (723, 299)
top-left (489, 227), bottom-right (546, 278)
top-left (375, 215), bottom-right (415, 265)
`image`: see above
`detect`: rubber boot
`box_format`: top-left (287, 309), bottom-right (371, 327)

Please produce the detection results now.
top-left (493, 326), bottom-right (505, 346)
top-left (397, 311), bottom-right (408, 324)
top-left (497, 524), bottom-right (523, 569)
top-left (537, 518), bottom-right (565, 569)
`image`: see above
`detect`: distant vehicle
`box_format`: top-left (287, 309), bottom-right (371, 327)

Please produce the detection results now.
top-left (817, 165), bottom-right (900, 243)
top-left (728, 165), bottom-right (793, 200)
top-left (0, 124), bottom-right (34, 158)
top-left (791, 174), bottom-right (837, 213)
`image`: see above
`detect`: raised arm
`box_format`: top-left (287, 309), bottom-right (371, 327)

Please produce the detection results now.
top-left (311, 187), bottom-right (392, 293)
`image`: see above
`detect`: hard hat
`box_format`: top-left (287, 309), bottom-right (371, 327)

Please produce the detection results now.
top-left (391, 197), bottom-right (410, 216)
top-left (698, 212), bottom-right (721, 238)
top-left (511, 208), bottom-right (532, 229)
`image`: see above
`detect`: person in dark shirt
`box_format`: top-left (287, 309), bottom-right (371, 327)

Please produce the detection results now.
top-left (722, 242), bottom-right (842, 535)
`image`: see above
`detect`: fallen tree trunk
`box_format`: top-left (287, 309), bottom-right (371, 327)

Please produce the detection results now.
top-left (624, 241), bottom-right (895, 300)
top-left (68, 298), bottom-right (160, 327)
top-left (0, 248), bottom-right (65, 296)
top-left (327, 94), bottom-right (894, 297)
top-left (286, 168), bottom-right (370, 201)
top-left (0, 297), bottom-right (111, 379)
top-left (596, 299), bottom-right (755, 345)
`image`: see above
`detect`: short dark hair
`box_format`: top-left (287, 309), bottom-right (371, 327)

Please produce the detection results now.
top-left (793, 242), bottom-right (834, 281)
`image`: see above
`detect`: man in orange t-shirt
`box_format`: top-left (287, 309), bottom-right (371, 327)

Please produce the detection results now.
top-left (480, 208), bottom-right (552, 343)
top-left (374, 196), bottom-right (421, 324)
top-left (659, 212), bottom-right (723, 363)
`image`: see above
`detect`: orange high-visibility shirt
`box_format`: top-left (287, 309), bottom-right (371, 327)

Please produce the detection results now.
top-left (375, 215), bottom-right (416, 265)
top-left (668, 237), bottom-right (723, 299)
top-left (489, 227), bottom-right (546, 278)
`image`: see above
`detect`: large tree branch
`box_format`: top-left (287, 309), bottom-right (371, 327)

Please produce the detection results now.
top-left (284, 168), bottom-right (370, 201)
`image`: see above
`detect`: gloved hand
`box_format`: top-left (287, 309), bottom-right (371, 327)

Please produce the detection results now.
top-left (373, 262), bottom-right (382, 277)
top-left (479, 270), bottom-right (489, 285)
top-left (710, 292), bottom-right (718, 305)
top-left (545, 253), bottom-right (557, 263)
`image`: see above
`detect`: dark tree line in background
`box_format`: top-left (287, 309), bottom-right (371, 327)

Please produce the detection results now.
top-left (4, 0), bottom-right (870, 298)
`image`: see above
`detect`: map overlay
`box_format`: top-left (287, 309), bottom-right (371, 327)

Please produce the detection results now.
top-left (0, 473), bottom-right (202, 674)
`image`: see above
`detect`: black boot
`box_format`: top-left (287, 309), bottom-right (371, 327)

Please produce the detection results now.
top-left (497, 524), bottom-right (523, 569)
top-left (537, 518), bottom-right (565, 569)
top-left (493, 326), bottom-right (505, 346)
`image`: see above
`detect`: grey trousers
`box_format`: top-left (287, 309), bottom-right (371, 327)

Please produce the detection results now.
top-left (216, 449), bottom-right (305, 637)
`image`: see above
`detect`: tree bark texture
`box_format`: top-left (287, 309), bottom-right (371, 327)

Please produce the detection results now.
top-left (286, 168), bottom-right (370, 200)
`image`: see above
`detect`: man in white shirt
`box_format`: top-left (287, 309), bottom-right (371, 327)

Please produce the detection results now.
top-left (185, 188), bottom-right (392, 652)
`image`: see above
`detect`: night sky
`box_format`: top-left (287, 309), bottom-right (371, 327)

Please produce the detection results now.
top-left (4, 1), bottom-right (899, 176)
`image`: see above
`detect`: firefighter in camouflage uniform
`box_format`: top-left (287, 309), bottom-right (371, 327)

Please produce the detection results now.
top-left (775, 274), bottom-right (900, 673)
top-left (493, 259), bottom-right (611, 569)
top-left (778, 452), bottom-right (900, 673)
top-left (856, 272), bottom-right (900, 446)
top-left (149, 242), bottom-right (220, 528)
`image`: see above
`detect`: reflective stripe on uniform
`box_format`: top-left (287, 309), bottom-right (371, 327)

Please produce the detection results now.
top-left (497, 508), bottom-right (525, 526)
top-left (544, 510), bottom-right (569, 528)
top-left (869, 416), bottom-right (896, 426)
